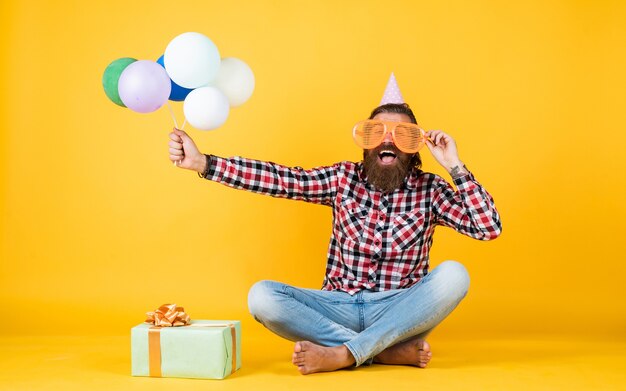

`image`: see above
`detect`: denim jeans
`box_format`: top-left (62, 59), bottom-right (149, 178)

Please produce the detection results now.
top-left (248, 260), bottom-right (470, 366)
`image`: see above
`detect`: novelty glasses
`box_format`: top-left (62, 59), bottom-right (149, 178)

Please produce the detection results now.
top-left (352, 120), bottom-right (428, 153)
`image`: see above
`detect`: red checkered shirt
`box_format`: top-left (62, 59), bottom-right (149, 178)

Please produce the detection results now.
top-left (204, 155), bottom-right (502, 295)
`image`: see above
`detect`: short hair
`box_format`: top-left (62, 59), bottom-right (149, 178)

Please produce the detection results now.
top-left (369, 103), bottom-right (417, 124)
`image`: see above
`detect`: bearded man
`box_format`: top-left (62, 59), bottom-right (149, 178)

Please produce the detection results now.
top-left (168, 97), bottom-right (501, 375)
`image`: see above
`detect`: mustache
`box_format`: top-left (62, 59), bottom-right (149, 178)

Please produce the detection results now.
top-left (370, 143), bottom-right (402, 156)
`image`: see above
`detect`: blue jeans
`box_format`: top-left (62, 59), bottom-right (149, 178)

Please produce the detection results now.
top-left (248, 260), bottom-right (470, 366)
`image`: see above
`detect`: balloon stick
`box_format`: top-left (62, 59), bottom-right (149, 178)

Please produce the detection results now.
top-left (166, 102), bottom-right (182, 167)
top-left (166, 102), bottom-right (179, 129)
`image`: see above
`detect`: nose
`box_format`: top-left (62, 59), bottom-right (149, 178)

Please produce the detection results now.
top-left (383, 131), bottom-right (394, 144)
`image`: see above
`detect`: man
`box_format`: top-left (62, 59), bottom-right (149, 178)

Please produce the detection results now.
top-left (168, 95), bottom-right (501, 375)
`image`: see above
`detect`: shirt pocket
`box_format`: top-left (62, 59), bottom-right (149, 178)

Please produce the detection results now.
top-left (336, 198), bottom-right (369, 244)
top-left (391, 211), bottom-right (425, 252)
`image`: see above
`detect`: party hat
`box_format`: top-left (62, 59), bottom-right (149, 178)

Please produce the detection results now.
top-left (379, 72), bottom-right (404, 105)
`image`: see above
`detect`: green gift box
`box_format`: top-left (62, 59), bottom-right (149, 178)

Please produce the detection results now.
top-left (131, 320), bottom-right (241, 379)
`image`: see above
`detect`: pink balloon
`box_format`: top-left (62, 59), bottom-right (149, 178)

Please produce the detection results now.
top-left (118, 60), bottom-right (171, 113)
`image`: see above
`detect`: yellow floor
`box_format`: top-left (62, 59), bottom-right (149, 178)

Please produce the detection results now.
top-left (1, 330), bottom-right (625, 390)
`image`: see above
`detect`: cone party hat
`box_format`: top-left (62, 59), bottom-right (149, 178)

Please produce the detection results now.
top-left (379, 72), bottom-right (404, 105)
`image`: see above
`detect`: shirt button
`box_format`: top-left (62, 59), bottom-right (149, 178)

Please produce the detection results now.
top-left (379, 214), bottom-right (385, 221)
top-left (374, 239), bottom-right (381, 246)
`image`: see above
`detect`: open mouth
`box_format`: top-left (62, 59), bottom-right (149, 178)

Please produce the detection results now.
top-left (378, 149), bottom-right (397, 165)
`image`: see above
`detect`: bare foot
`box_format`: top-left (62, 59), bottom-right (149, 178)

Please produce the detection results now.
top-left (291, 341), bottom-right (356, 375)
top-left (374, 339), bottom-right (432, 368)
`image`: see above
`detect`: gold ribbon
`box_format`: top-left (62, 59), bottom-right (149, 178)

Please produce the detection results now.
top-left (145, 303), bottom-right (190, 327)
top-left (148, 327), bottom-right (163, 377)
top-left (144, 304), bottom-right (237, 378)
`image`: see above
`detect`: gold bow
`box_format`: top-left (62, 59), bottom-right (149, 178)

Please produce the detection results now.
top-left (145, 303), bottom-right (191, 327)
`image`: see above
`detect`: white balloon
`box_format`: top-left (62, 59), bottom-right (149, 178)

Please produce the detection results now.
top-left (183, 86), bottom-right (230, 130)
top-left (164, 32), bottom-right (220, 89)
top-left (214, 57), bottom-right (255, 107)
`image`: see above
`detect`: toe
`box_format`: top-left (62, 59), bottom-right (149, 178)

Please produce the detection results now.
top-left (293, 350), bottom-right (306, 366)
top-left (294, 341), bottom-right (303, 353)
top-left (293, 353), bottom-right (305, 365)
top-left (299, 341), bottom-right (312, 351)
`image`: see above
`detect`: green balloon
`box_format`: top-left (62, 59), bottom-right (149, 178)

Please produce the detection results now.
top-left (102, 57), bottom-right (137, 107)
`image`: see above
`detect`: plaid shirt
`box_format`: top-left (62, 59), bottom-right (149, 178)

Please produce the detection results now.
top-left (204, 155), bottom-right (502, 295)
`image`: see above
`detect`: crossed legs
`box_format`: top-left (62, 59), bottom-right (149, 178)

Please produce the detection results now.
top-left (248, 261), bottom-right (470, 374)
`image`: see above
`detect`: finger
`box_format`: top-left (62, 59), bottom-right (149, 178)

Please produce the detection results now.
top-left (435, 133), bottom-right (445, 146)
top-left (425, 139), bottom-right (436, 153)
top-left (436, 129), bottom-right (450, 138)
top-left (169, 147), bottom-right (184, 156)
top-left (426, 130), bottom-right (441, 145)
top-left (173, 128), bottom-right (189, 138)
top-left (169, 154), bottom-right (183, 162)
top-left (437, 131), bottom-right (449, 143)
top-left (178, 131), bottom-right (194, 145)
top-left (434, 129), bottom-right (453, 143)
top-left (168, 140), bottom-right (183, 149)
top-left (169, 132), bottom-right (183, 142)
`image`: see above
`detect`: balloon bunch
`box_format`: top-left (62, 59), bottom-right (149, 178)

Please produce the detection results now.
top-left (102, 32), bottom-right (254, 130)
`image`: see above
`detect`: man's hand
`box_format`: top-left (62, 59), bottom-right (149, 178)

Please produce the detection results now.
top-left (425, 130), bottom-right (467, 178)
top-left (168, 128), bottom-right (207, 173)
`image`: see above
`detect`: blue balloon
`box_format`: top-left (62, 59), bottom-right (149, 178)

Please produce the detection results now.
top-left (157, 55), bottom-right (193, 101)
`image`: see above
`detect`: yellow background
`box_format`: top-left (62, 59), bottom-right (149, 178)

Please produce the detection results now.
top-left (1, 0), bottom-right (625, 343)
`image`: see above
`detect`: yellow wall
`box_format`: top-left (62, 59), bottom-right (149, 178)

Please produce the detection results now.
top-left (1, 0), bottom-right (624, 337)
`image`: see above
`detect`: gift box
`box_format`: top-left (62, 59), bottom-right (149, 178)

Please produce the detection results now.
top-left (131, 318), bottom-right (242, 379)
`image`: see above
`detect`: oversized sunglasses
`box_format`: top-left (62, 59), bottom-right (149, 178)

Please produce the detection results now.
top-left (352, 120), bottom-right (428, 153)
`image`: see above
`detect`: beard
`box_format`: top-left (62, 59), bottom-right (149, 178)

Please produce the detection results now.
top-left (363, 144), bottom-right (415, 193)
